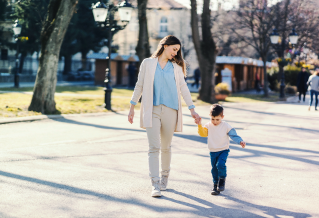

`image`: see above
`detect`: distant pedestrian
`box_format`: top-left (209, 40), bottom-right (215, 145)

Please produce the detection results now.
top-left (127, 62), bottom-right (137, 88)
top-left (128, 35), bottom-right (200, 197)
top-left (255, 74), bottom-right (261, 93)
top-left (197, 104), bottom-right (246, 195)
top-left (191, 68), bottom-right (200, 89)
top-left (307, 70), bottom-right (319, 111)
top-left (297, 67), bottom-right (309, 103)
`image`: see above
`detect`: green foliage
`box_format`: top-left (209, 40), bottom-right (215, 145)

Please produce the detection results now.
top-left (267, 65), bottom-right (310, 92)
top-left (0, 0), bottom-right (7, 21)
top-left (60, 0), bottom-right (106, 62)
top-left (8, 0), bottom-right (50, 55)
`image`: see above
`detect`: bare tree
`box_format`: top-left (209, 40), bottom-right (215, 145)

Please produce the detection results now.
top-left (29, 0), bottom-right (78, 113)
top-left (190, 0), bottom-right (218, 103)
top-left (232, 0), bottom-right (280, 97)
top-left (232, 0), bottom-right (319, 97)
top-left (135, 0), bottom-right (151, 64)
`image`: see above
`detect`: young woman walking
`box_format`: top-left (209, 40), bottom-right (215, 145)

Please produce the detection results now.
top-left (307, 70), bottom-right (319, 111)
top-left (128, 35), bottom-right (200, 197)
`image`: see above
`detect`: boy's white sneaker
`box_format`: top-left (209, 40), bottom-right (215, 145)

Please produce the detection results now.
top-left (151, 179), bottom-right (161, 197)
top-left (160, 175), bottom-right (168, 191)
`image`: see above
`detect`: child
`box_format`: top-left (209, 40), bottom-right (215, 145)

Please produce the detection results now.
top-left (197, 104), bottom-right (246, 195)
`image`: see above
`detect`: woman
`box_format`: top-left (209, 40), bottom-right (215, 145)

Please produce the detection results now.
top-left (128, 35), bottom-right (200, 197)
top-left (307, 70), bottom-right (319, 111)
top-left (297, 67), bottom-right (309, 103)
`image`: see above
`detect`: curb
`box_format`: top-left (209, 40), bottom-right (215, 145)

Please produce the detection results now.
top-left (0, 112), bottom-right (115, 125)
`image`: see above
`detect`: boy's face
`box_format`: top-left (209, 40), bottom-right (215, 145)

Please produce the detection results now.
top-left (211, 115), bottom-right (224, 126)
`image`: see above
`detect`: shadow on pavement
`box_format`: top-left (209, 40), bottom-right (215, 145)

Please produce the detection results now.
top-left (0, 170), bottom-right (291, 217)
top-left (224, 195), bottom-right (311, 218)
top-left (52, 118), bottom-right (145, 133)
top-left (174, 133), bottom-right (319, 166)
top-left (164, 189), bottom-right (311, 218)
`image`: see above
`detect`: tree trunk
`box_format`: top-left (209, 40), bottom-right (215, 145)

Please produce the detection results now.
top-left (63, 54), bottom-right (72, 75)
top-left (28, 0), bottom-right (78, 114)
top-left (81, 50), bottom-right (87, 71)
top-left (136, 0), bottom-right (151, 64)
top-left (262, 58), bottom-right (269, 97)
top-left (191, 0), bottom-right (217, 103)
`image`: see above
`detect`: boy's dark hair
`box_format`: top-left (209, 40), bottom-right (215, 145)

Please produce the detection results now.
top-left (210, 104), bottom-right (224, 117)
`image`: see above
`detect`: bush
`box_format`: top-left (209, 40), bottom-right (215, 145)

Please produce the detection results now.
top-left (215, 83), bottom-right (230, 95)
top-left (285, 85), bottom-right (297, 95)
top-left (267, 65), bottom-right (310, 91)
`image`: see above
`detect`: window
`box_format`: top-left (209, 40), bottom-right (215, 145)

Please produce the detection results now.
top-left (129, 44), bottom-right (136, 56)
top-left (160, 16), bottom-right (168, 33)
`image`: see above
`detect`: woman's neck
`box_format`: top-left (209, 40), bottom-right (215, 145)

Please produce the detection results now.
top-left (158, 54), bottom-right (169, 63)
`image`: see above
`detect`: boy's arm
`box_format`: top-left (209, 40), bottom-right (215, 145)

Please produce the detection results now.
top-left (198, 125), bottom-right (208, 137)
top-left (228, 128), bottom-right (243, 144)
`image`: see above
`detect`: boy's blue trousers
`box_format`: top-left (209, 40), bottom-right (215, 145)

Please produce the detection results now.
top-left (210, 149), bottom-right (229, 184)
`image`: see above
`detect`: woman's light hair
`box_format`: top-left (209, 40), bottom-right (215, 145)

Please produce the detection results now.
top-left (151, 35), bottom-right (187, 77)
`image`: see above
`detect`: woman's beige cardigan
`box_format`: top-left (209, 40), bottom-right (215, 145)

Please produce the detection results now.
top-left (130, 57), bottom-right (194, 132)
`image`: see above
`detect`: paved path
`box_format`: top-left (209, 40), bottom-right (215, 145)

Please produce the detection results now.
top-left (0, 102), bottom-right (318, 217)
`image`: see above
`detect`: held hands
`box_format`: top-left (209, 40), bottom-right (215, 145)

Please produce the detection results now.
top-left (190, 109), bottom-right (201, 125)
top-left (240, 141), bottom-right (246, 148)
top-left (195, 117), bottom-right (202, 125)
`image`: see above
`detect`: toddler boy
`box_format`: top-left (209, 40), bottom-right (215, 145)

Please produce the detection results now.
top-left (197, 104), bottom-right (246, 195)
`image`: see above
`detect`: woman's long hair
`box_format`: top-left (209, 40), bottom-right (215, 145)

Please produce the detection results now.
top-left (151, 35), bottom-right (187, 77)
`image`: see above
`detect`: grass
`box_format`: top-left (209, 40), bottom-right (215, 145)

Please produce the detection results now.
top-left (0, 86), bottom-right (279, 119)
top-left (226, 93), bottom-right (279, 103)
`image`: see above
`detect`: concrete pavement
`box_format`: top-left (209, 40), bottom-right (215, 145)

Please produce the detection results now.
top-left (0, 102), bottom-right (318, 217)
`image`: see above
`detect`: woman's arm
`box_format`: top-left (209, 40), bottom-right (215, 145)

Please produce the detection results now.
top-left (128, 60), bottom-right (146, 124)
top-left (131, 60), bottom-right (146, 104)
top-left (178, 69), bottom-right (200, 121)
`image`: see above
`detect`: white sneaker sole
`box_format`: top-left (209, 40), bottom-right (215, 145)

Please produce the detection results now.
top-left (152, 191), bottom-right (161, 197)
top-left (160, 187), bottom-right (166, 191)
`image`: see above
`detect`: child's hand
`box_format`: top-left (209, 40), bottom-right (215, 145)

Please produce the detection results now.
top-left (240, 141), bottom-right (246, 148)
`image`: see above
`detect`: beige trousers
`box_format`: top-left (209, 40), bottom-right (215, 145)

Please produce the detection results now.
top-left (146, 105), bottom-right (177, 181)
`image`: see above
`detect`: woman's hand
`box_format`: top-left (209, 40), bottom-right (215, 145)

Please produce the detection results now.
top-left (128, 105), bottom-right (135, 124)
top-left (190, 108), bottom-right (200, 124)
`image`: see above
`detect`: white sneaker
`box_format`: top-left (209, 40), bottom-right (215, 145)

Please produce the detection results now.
top-left (151, 179), bottom-right (161, 197)
top-left (160, 175), bottom-right (168, 191)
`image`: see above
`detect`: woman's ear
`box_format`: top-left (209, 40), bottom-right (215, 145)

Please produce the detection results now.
top-left (164, 45), bottom-right (167, 49)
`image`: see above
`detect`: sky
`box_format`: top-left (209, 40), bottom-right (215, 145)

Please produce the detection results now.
top-left (174, 0), bottom-right (282, 11)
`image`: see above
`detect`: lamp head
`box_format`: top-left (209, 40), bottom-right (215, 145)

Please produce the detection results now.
top-left (92, 1), bottom-right (108, 22)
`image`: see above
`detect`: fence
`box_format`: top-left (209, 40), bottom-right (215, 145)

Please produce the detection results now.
top-left (0, 56), bottom-right (94, 82)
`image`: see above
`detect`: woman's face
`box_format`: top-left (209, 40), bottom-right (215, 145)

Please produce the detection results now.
top-left (164, 44), bottom-right (180, 60)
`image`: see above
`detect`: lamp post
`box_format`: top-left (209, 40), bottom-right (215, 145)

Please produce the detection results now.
top-left (12, 20), bottom-right (22, 88)
top-left (92, 0), bottom-right (133, 110)
top-left (270, 28), bottom-right (299, 99)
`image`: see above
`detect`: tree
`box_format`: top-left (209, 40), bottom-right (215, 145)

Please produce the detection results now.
top-left (28, 0), bottom-right (78, 113)
top-left (190, 0), bottom-right (218, 103)
top-left (232, 0), bottom-right (279, 97)
top-left (60, 0), bottom-right (108, 75)
top-left (9, 0), bottom-right (50, 73)
top-left (233, 0), bottom-right (319, 97)
top-left (0, 0), bottom-right (7, 21)
top-left (135, 0), bottom-right (151, 64)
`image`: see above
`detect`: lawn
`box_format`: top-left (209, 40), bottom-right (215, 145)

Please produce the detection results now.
top-left (0, 86), bottom-right (278, 119)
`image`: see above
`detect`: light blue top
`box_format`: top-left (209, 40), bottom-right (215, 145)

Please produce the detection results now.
top-left (130, 61), bottom-right (195, 110)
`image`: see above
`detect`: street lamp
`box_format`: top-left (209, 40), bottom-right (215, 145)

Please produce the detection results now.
top-left (92, 0), bottom-right (133, 110)
top-left (270, 28), bottom-right (299, 99)
top-left (12, 20), bottom-right (22, 88)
